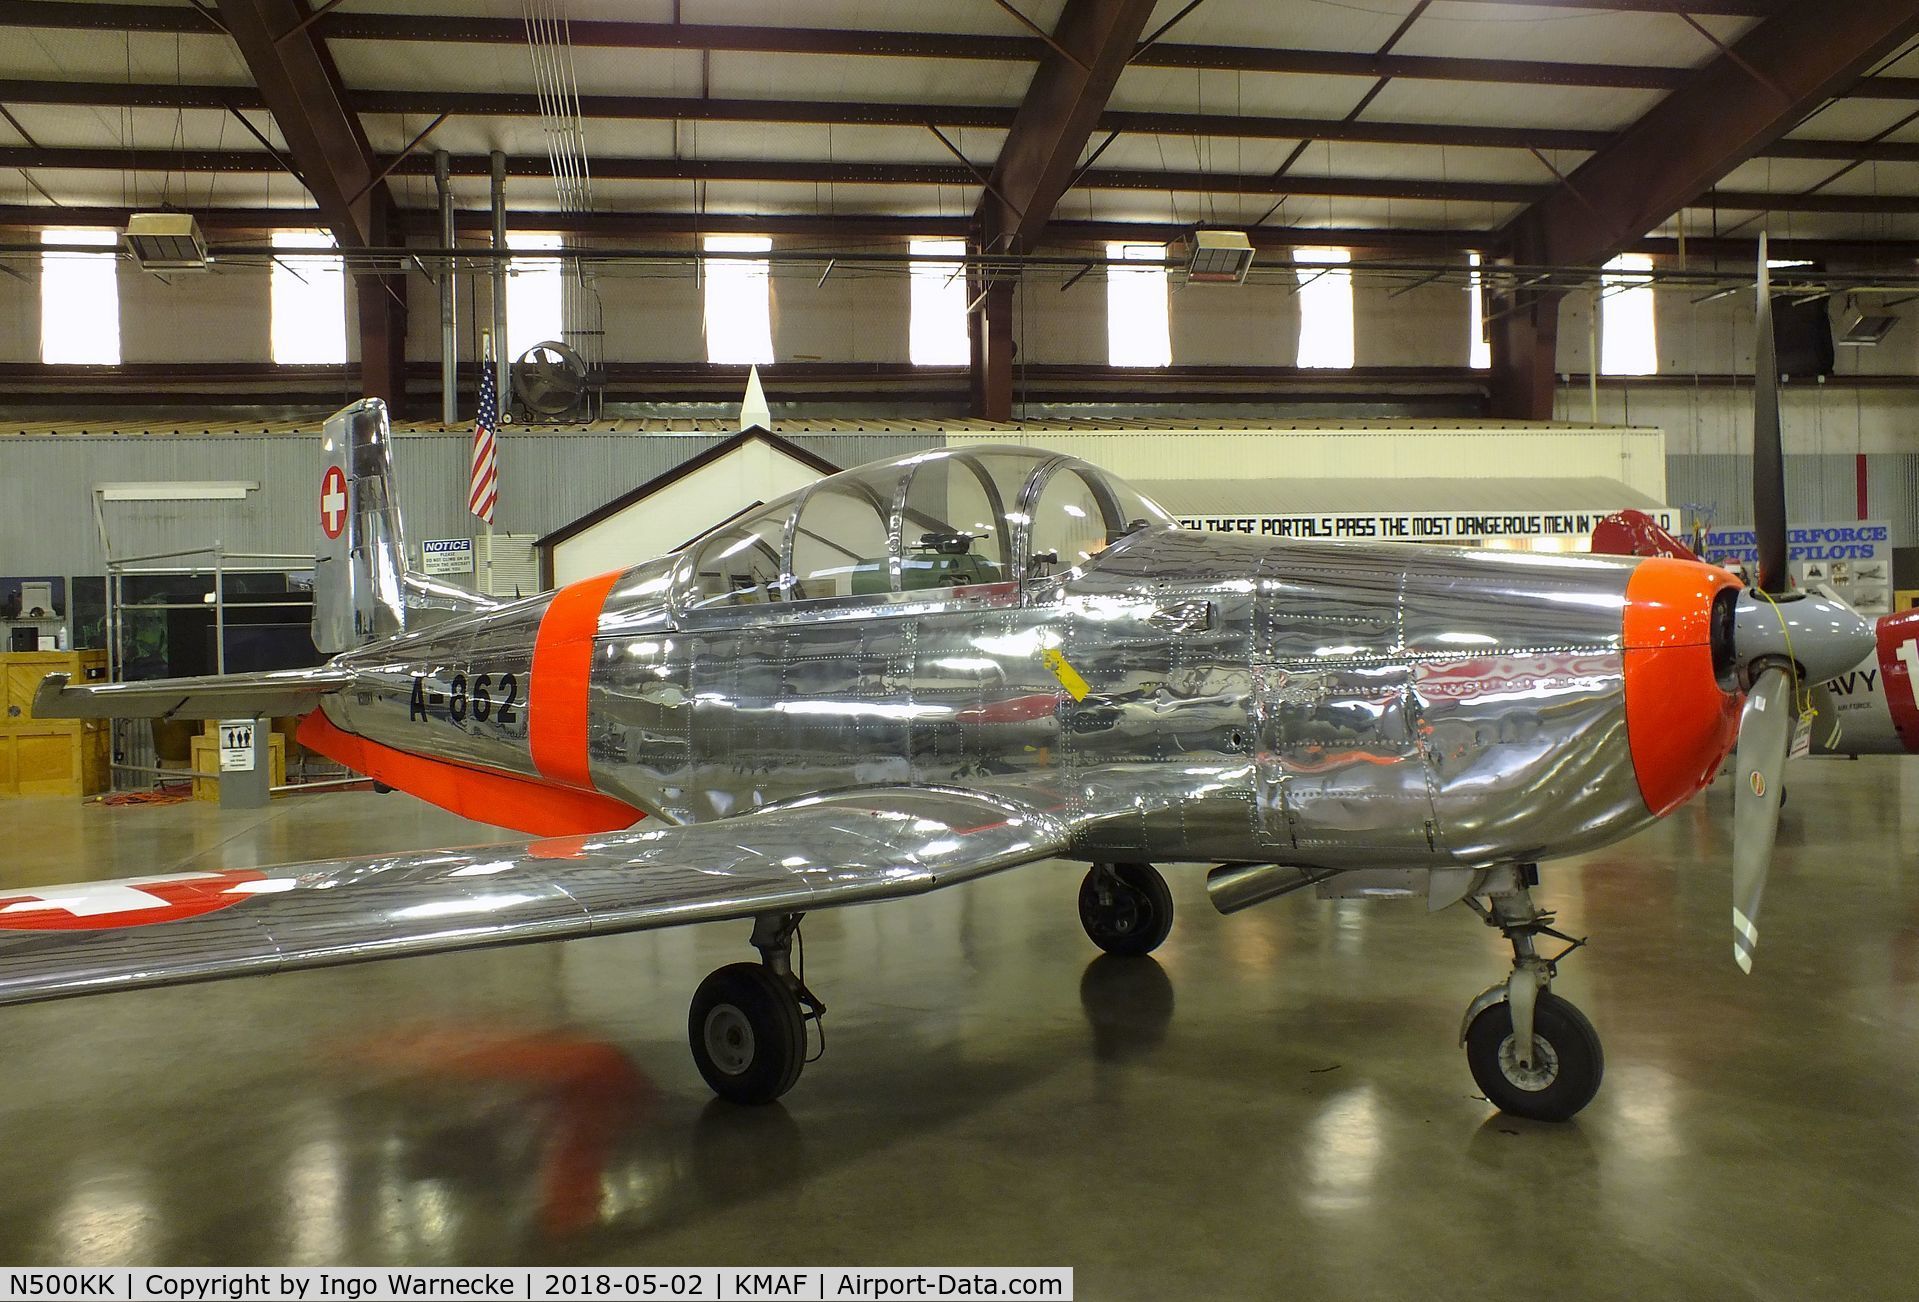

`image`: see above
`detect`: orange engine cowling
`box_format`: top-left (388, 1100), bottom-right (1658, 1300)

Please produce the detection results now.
top-left (1621, 557), bottom-right (1744, 817)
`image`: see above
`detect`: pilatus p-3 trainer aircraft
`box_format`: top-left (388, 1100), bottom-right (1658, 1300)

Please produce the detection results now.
top-left (13, 255), bottom-right (1873, 1121)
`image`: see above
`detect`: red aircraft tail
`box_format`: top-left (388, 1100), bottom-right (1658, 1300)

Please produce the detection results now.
top-left (1590, 509), bottom-right (1699, 562)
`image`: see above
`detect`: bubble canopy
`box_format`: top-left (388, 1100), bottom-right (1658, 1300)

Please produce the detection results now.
top-left (675, 445), bottom-right (1177, 611)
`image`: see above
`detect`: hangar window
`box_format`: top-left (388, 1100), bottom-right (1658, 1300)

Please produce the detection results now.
top-left (270, 231), bottom-right (347, 365)
top-left (703, 233), bottom-right (775, 365)
top-left (506, 231), bottom-right (565, 361)
top-left (909, 237), bottom-right (969, 367)
top-left (1467, 252), bottom-right (1491, 370)
top-left (1600, 252), bottom-right (1657, 376)
top-left (40, 228), bottom-right (119, 365)
top-left (1106, 242), bottom-right (1171, 367)
top-left (1295, 248), bottom-right (1354, 369)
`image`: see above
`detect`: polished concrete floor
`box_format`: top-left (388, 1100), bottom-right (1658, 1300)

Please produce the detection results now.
top-left (2, 762), bottom-right (1917, 1299)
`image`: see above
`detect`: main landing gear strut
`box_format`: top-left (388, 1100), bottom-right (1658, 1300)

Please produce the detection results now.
top-left (688, 913), bottom-right (825, 1105)
top-left (1459, 865), bottom-right (1603, 1122)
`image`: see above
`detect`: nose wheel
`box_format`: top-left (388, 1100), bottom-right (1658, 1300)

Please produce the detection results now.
top-left (688, 913), bottom-right (823, 1105)
top-left (1464, 990), bottom-right (1603, 1122)
top-left (1078, 862), bottom-right (1174, 956)
top-left (1459, 867), bottom-right (1603, 1122)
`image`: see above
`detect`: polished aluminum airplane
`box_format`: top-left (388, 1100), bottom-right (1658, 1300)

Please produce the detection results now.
top-left (14, 275), bottom-right (1874, 1122)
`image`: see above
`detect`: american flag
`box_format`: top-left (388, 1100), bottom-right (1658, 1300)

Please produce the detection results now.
top-left (468, 359), bottom-right (499, 523)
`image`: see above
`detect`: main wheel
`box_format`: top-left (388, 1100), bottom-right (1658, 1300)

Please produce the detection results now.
top-left (1078, 863), bottom-right (1174, 957)
top-left (1464, 991), bottom-right (1604, 1122)
top-left (688, 963), bottom-right (806, 1105)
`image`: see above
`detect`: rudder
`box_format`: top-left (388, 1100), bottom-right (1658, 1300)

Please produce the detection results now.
top-left (312, 398), bottom-right (499, 654)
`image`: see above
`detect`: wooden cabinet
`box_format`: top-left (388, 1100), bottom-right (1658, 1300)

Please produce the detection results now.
top-left (1, 651), bottom-right (112, 798)
top-left (4, 650), bottom-right (107, 725)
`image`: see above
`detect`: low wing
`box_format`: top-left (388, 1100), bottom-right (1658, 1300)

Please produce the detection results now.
top-left (33, 667), bottom-right (352, 720)
top-left (0, 786), bottom-right (1067, 1009)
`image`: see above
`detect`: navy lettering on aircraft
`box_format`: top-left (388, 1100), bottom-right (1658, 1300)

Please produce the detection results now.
top-left (1828, 669), bottom-right (1879, 698)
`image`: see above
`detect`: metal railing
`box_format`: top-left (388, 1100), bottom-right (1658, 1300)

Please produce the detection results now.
top-left (103, 543), bottom-right (334, 792)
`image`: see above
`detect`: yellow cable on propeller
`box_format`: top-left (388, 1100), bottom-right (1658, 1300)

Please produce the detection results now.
top-left (1749, 587), bottom-right (1813, 721)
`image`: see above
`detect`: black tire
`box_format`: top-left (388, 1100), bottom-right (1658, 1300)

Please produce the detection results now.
top-left (1078, 863), bottom-right (1174, 957)
top-left (1464, 991), bottom-right (1604, 1122)
top-left (688, 962), bottom-right (806, 1105)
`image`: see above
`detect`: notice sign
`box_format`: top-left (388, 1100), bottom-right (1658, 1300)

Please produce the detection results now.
top-left (218, 720), bottom-right (257, 771)
top-left (1178, 508), bottom-right (1681, 542)
top-left (422, 537), bottom-right (474, 575)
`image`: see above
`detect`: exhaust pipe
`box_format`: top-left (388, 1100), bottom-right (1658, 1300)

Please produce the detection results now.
top-left (1207, 863), bottom-right (1334, 915)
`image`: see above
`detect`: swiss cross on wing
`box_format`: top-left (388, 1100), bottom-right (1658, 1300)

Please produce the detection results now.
top-left (0, 870), bottom-right (281, 930)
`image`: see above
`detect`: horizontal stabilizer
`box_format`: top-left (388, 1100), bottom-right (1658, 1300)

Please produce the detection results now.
top-left (33, 668), bottom-right (352, 721)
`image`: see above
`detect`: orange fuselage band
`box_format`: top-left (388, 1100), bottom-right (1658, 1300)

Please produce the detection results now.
top-left (529, 570), bottom-right (624, 791)
top-left (1620, 556), bottom-right (1743, 818)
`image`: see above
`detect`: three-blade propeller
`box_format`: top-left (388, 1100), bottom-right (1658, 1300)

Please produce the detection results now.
top-left (1722, 233), bottom-right (1874, 973)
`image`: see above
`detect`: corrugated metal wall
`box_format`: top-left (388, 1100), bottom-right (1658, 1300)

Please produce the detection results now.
top-left (5, 433), bottom-right (1914, 579)
top-left (1666, 453), bottom-right (1919, 544)
top-left (0, 430), bottom-right (944, 575)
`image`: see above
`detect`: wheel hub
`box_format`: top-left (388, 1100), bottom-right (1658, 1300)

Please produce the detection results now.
top-left (1092, 889), bottom-right (1141, 937)
top-left (1497, 1032), bottom-right (1560, 1092)
top-left (703, 1004), bottom-right (756, 1076)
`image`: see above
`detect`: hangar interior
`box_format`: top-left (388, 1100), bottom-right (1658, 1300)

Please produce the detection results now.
top-left (1, 0), bottom-right (1918, 1293)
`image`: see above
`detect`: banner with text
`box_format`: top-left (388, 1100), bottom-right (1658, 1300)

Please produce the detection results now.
top-left (1178, 507), bottom-right (1680, 543)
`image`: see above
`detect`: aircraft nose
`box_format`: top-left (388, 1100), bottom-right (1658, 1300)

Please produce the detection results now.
top-left (1729, 590), bottom-right (1876, 687)
top-left (1620, 557), bottom-right (1744, 817)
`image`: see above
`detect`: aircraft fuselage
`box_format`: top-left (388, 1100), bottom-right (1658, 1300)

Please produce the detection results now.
top-left (321, 528), bottom-right (1733, 872)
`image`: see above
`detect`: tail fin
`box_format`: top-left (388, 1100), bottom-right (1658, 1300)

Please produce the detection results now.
top-left (312, 399), bottom-right (500, 654)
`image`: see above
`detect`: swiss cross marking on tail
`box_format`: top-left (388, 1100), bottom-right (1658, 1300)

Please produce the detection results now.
top-left (320, 464), bottom-right (349, 539)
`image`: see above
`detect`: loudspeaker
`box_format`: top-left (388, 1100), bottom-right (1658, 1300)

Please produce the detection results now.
top-left (1771, 292), bottom-right (1834, 379)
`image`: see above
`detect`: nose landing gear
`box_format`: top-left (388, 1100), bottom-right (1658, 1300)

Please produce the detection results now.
top-left (688, 913), bottom-right (824, 1105)
top-left (1078, 862), bottom-right (1174, 957)
top-left (1460, 866), bottom-right (1602, 1122)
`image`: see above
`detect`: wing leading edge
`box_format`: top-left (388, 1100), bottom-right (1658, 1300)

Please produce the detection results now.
top-left (0, 786), bottom-right (1068, 1009)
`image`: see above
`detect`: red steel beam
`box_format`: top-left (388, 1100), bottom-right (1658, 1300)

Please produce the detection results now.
top-left (1503, 0), bottom-right (1919, 268)
top-left (0, 2), bottom-right (1819, 94)
top-left (19, 77), bottom-right (1919, 165)
top-left (0, 204), bottom-right (1512, 254)
top-left (970, 0), bottom-right (1157, 419)
top-left (981, 0), bottom-right (1170, 249)
top-left (210, 0), bottom-right (406, 410)
top-left (23, 144), bottom-right (1919, 214)
top-left (13, 204), bottom-right (1919, 264)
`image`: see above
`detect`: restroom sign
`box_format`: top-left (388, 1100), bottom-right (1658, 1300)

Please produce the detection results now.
top-left (218, 720), bottom-right (257, 771)
top-left (422, 537), bottom-right (475, 575)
